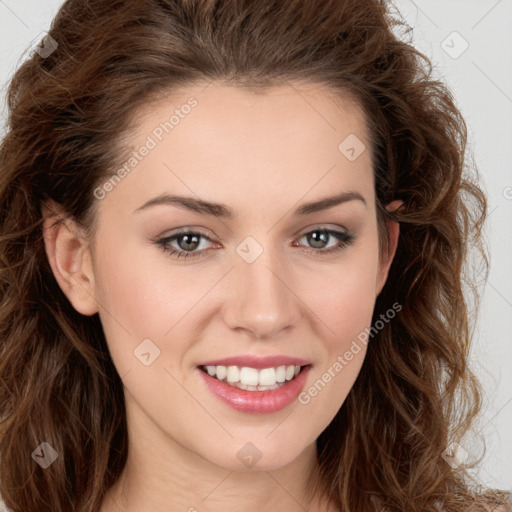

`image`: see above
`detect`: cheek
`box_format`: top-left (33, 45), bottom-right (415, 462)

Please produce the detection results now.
top-left (91, 235), bottom-right (185, 372)
top-left (93, 232), bottom-right (200, 333)
top-left (303, 244), bottom-right (380, 347)
top-left (296, 254), bottom-right (378, 423)
top-left (92, 235), bottom-right (225, 378)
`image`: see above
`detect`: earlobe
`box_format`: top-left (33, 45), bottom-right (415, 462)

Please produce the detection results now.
top-left (376, 199), bottom-right (403, 296)
top-left (42, 200), bottom-right (99, 316)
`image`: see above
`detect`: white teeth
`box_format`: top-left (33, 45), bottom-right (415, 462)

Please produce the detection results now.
top-left (226, 365), bottom-right (240, 383)
top-left (216, 365), bottom-right (227, 380)
top-left (258, 367), bottom-right (276, 386)
top-left (240, 366), bottom-right (259, 386)
top-left (203, 363), bottom-right (304, 389)
top-left (276, 365), bottom-right (286, 382)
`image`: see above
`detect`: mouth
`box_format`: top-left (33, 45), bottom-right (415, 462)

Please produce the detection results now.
top-left (199, 363), bottom-right (310, 392)
top-left (197, 363), bottom-right (313, 414)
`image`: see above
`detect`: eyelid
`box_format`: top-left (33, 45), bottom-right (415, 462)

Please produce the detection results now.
top-left (154, 225), bottom-right (216, 242)
top-left (292, 222), bottom-right (350, 237)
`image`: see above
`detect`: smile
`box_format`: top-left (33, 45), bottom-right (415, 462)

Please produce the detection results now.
top-left (197, 364), bottom-right (312, 414)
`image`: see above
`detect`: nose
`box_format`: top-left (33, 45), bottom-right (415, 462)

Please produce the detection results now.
top-left (222, 246), bottom-right (303, 340)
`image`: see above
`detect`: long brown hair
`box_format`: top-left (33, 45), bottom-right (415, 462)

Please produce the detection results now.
top-left (0, 1), bottom-right (510, 511)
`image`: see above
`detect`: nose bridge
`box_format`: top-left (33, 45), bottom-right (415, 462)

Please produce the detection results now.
top-left (224, 234), bottom-right (300, 338)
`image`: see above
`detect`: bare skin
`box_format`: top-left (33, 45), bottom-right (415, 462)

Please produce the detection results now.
top-left (43, 81), bottom-right (401, 512)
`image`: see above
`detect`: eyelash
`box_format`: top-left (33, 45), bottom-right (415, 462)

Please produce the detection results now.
top-left (155, 227), bottom-right (355, 261)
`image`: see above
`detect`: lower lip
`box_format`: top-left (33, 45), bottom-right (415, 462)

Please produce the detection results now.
top-left (198, 365), bottom-right (312, 414)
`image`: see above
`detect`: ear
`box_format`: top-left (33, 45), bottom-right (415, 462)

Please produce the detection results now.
top-left (375, 199), bottom-right (403, 297)
top-left (41, 200), bottom-right (99, 316)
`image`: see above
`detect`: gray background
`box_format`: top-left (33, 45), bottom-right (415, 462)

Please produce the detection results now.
top-left (0, 0), bottom-right (510, 499)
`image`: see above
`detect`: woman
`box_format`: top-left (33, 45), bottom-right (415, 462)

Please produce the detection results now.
top-left (0, 0), bottom-right (510, 511)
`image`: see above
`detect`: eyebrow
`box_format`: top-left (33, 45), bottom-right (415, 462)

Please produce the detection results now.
top-left (132, 190), bottom-right (367, 218)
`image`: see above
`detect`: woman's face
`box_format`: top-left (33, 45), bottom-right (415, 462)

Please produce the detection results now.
top-left (56, 81), bottom-right (399, 473)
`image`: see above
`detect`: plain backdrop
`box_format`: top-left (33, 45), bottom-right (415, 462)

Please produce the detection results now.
top-left (0, 0), bottom-right (511, 501)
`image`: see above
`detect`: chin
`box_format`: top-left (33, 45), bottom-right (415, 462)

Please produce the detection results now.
top-left (200, 435), bottom-right (313, 473)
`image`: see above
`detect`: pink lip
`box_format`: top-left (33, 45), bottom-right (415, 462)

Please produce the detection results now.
top-left (197, 365), bottom-right (312, 414)
top-left (196, 355), bottom-right (311, 369)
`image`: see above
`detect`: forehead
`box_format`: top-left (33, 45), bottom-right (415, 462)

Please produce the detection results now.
top-left (97, 81), bottom-right (374, 221)
top-left (130, 80), bottom-right (369, 145)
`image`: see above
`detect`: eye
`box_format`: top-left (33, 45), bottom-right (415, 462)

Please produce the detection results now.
top-left (155, 230), bottom-right (215, 260)
top-left (155, 227), bottom-right (356, 261)
top-left (294, 228), bottom-right (355, 255)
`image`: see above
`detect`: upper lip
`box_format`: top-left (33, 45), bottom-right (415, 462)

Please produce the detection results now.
top-left (197, 355), bottom-right (312, 369)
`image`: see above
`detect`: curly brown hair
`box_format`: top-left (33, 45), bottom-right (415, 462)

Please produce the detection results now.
top-left (0, 0), bottom-right (510, 511)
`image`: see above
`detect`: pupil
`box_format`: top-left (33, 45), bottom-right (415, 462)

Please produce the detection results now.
top-left (309, 231), bottom-right (328, 249)
top-left (180, 234), bottom-right (199, 251)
